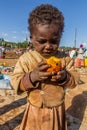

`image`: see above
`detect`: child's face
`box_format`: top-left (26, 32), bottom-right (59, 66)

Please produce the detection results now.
top-left (31, 24), bottom-right (61, 58)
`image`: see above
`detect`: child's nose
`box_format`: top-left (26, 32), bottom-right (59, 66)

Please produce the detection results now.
top-left (45, 42), bottom-right (52, 48)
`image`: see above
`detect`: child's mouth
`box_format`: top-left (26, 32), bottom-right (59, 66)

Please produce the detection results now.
top-left (43, 52), bottom-right (53, 57)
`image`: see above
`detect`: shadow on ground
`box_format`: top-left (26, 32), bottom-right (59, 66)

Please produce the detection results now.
top-left (66, 91), bottom-right (87, 130)
top-left (0, 97), bottom-right (27, 130)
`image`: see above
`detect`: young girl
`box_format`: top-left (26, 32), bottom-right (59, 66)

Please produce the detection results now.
top-left (11, 4), bottom-right (76, 130)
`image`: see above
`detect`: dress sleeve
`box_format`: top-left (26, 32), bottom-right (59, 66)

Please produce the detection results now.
top-left (19, 73), bottom-right (40, 92)
top-left (10, 56), bottom-right (29, 94)
top-left (57, 70), bottom-right (76, 89)
top-left (61, 56), bottom-right (80, 90)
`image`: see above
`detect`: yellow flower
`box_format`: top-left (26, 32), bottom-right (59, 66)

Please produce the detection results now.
top-left (46, 56), bottom-right (61, 72)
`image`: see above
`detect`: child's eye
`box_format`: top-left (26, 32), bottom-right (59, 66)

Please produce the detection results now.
top-left (38, 39), bottom-right (47, 44)
top-left (49, 38), bottom-right (59, 44)
top-left (50, 39), bottom-right (57, 44)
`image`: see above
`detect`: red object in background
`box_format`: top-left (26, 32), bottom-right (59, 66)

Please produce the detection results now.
top-left (74, 58), bottom-right (85, 67)
top-left (4, 69), bottom-right (7, 72)
top-left (1, 56), bottom-right (5, 59)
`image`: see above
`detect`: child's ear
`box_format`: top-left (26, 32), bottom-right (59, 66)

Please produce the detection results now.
top-left (30, 35), bottom-right (32, 39)
top-left (30, 35), bottom-right (32, 43)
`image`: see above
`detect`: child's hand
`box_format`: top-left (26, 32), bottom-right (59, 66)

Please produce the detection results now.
top-left (30, 61), bottom-right (53, 83)
top-left (51, 69), bottom-right (67, 82)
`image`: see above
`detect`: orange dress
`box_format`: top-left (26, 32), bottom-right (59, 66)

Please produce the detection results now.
top-left (19, 102), bottom-right (66, 130)
top-left (11, 50), bottom-right (76, 130)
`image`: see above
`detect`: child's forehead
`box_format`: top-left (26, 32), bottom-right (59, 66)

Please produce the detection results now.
top-left (32, 24), bottom-right (60, 34)
top-left (35, 23), bottom-right (58, 28)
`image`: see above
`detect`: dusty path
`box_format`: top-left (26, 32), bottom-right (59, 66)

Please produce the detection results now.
top-left (65, 67), bottom-right (87, 130)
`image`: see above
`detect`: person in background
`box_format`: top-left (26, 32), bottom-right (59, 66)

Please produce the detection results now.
top-left (0, 47), bottom-right (2, 58)
top-left (74, 44), bottom-right (85, 67)
top-left (69, 48), bottom-right (77, 59)
top-left (2, 47), bottom-right (6, 58)
top-left (0, 47), bottom-right (6, 59)
top-left (11, 4), bottom-right (77, 130)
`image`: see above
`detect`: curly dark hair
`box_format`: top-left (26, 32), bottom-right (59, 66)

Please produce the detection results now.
top-left (28, 4), bottom-right (64, 35)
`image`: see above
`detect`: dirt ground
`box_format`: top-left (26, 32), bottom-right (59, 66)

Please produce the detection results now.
top-left (0, 53), bottom-right (87, 130)
top-left (65, 67), bottom-right (87, 130)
